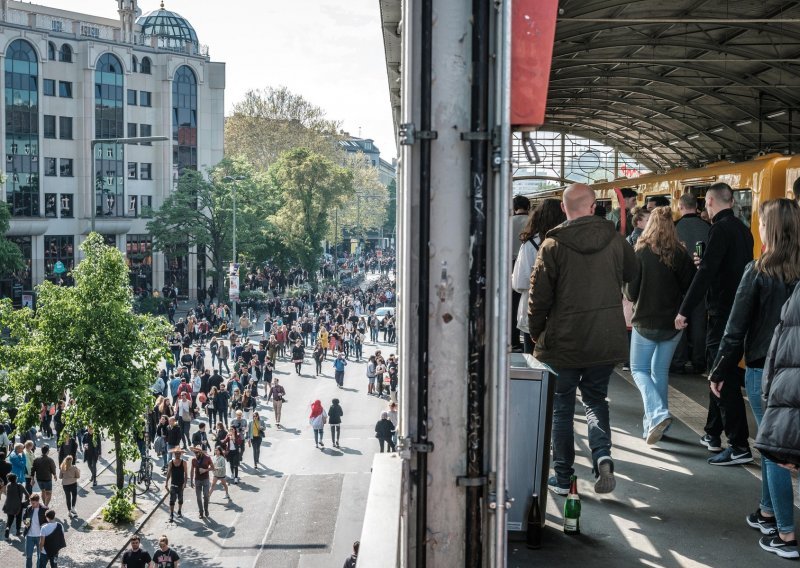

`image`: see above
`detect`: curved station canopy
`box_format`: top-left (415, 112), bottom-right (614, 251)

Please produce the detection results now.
top-left (548, 0), bottom-right (800, 172)
top-left (380, 0), bottom-right (800, 174)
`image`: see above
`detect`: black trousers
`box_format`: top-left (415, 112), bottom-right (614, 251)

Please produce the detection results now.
top-left (511, 290), bottom-right (522, 349)
top-left (704, 312), bottom-right (749, 448)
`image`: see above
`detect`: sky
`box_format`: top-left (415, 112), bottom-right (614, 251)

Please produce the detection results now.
top-left (40, 0), bottom-right (398, 158)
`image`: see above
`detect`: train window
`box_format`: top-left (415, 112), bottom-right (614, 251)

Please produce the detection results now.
top-left (732, 189), bottom-right (752, 228)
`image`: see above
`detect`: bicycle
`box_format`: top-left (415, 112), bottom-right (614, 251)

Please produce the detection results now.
top-left (135, 455), bottom-right (154, 493)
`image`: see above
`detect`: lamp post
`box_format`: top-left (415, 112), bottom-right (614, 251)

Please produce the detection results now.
top-left (89, 136), bottom-right (169, 233)
top-left (224, 175), bottom-right (247, 329)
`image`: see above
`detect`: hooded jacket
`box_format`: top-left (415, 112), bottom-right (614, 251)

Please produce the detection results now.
top-left (528, 215), bottom-right (639, 368)
top-left (754, 284), bottom-right (800, 466)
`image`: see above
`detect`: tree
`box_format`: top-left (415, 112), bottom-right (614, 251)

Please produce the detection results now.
top-left (268, 148), bottom-right (354, 274)
top-left (225, 86), bottom-right (344, 171)
top-left (147, 159), bottom-right (275, 299)
top-left (384, 178), bottom-right (397, 237)
top-left (0, 233), bottom-right (170, 490)
top-left (329, 153), bottom-right (389, 243)
top-left (0, 201), bottom-right (25, 278)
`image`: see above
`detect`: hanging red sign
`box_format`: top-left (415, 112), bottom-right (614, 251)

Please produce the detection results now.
top-left (511, 0), bottom-right (559, 129)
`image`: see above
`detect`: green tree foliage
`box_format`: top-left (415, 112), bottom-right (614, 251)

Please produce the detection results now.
top-left (147, 159), bottom-right (274, 298)
top-left (329, 153), bottom-right (389, 243)
top-left (0, 233), bottom-right (170, 490)
top-left (384, 178), bottom-right (397, 236)
top-left (268, 148), bottom-right (354, 274)
top-left (225, 86), bottom-right (344, 171)
top-left (0, 201), bottom-right (25, 278)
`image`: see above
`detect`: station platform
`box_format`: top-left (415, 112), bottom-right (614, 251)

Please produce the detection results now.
top-left (508, 368), bottom-right (791, 567)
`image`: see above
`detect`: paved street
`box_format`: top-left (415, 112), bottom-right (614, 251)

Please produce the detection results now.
top-left (0, 297), bottom-right (395, 567)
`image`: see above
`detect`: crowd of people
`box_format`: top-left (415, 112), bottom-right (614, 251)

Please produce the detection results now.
top-left (0, 256), bottom-right (399, 567)
top-left (514, 183), bottom-right (800, 559)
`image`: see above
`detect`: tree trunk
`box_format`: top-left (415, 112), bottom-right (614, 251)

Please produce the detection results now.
top-left (114, 431), bottom-right (124, 490)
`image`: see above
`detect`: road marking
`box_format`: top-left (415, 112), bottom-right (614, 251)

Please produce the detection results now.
top-left (251, 474), bottom-right (290, 568)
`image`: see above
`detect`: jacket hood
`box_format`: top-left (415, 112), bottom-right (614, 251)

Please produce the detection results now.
top-left (547, 215), bottom-right (618, 254)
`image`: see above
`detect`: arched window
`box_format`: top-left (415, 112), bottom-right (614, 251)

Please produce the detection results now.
top-left (172, 65), bottom-right (197, 180)
top-left (94, 53), bottom-right (125, 218)
top-left (47, 41), bottom-right (56, 61)
top-left (5, 40), bottom-right (39, 217)
top-left (58, 44), bottom-right (72, 63)
top-left (131, 54), bottom-right (138, 73)
top-left (140, 56), bottom-right (151, 74)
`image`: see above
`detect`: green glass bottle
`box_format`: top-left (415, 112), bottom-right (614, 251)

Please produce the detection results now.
top-left (563, 475), bottom-right (581, 535)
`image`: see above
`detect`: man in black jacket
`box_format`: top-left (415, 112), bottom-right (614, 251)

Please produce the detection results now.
top-left (675, 182), bottom-right (754, 466)
top-left (673, 193), bottom-right (711, 373)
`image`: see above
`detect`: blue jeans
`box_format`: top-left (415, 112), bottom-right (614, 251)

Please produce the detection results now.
top-left (630, 329), bottom-right (682, 437)
top-left (745, 367), bottom-right (795, 534)
top-left (25, 535), bottom-right (39, 568)
top-left (551, 365), bottom-right (614, 483)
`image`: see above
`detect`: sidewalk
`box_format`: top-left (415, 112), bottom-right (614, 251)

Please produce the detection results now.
top-left (508, 369), bottom-right (786, 567)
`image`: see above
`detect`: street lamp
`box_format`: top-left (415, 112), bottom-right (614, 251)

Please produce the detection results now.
top-left (224, 175), bottom-right (247, 329)
top-left (89, 136), bottom-right (169, 232)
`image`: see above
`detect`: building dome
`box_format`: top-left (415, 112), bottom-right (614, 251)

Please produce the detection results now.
top-left (136, 3), bottom-right (198, 46)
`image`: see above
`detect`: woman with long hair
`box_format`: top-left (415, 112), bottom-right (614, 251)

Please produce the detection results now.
top-left (59, 455), bottom-right (80, 517)
top-left (710, 198), bottom-right (800, 556)
top-left (511, 198), bottom-right (566, 353)
top-left (624, 206), bottom-right (694, 444)
top-left (309, 400), bottom-right (327, 449)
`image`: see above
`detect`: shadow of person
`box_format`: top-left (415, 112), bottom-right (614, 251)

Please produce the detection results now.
top-left (339, 446), bottom-right (363, 455)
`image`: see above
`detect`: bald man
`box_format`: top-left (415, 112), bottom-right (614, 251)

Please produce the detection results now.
top-left (528, 183), bottom-right (638, 496)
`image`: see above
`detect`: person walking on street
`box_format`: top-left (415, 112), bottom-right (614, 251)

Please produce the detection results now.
top-left (190, 446), bottom-right (213, 519)
top-left (121, 535), bottom-right (152, 568)
top-left (328, 399), bottom-right (343, 448)
top-left (31, 445), bottom-right (57, 507)
top-left (165, 448), bottom-right (188, 522)
top-left (674, 182), bottom-right (755, 466)
top-left (23, 493), bottom-right (47, 568)
top-left (222, 426), bottom-right (242, 484)
top-left (528, 183), bottom-right (638, 495)
top-left (82, 426), bottom-right (101, 487)
top-left (153, 535), bottom-right (180, 567)
top-left (38, 509), bottom-right (66, 568)
top-left (248, 412), bottom-right (267, 468)
top-left (218, 340), bottom-right (231, 375)
top-left (313, 341), bottom-right (324, 376)
top-left (711, 199), bottom-right (800, 557)
top-left (343, 540), bottom-right (359, 568)
top-left (310, 400), bottom-right (327, 448)
top-left (292, 339), bottom-right (305, 375)
top-left (3, 473), bottom-right (28, 538)
top-left (375, 412), bottom-right (396, 453)
top-left (624, 207), bottom-right (694, 444)
top-left (333, 353), bottom-right (348, 389)
top-left (208, 446), bottom-right (230, 500)
top-left (59, 455), bottom-right (80, 518)
top-left (270, 379), bottom-right (286, 429)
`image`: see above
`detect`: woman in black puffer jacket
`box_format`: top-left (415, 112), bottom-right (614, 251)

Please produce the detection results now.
top-left (757, 284), bottom-right (800, 468)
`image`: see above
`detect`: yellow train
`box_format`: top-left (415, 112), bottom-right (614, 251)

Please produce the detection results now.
top-left (525, 153), bottom-right (800, 256)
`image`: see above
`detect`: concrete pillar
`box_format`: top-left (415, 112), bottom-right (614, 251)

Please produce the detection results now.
top-left (399, 0), bottom-right (473, 564)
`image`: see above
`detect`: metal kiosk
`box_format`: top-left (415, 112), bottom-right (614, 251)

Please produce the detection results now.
top-left (506, 352), bottom-right (554, 537)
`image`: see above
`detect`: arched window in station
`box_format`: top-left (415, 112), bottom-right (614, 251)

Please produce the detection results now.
top-left (5, 39), bottom-right (40, 217)
top-left (94, 53), bottom-right (125, 217)
top-left (140, 56), bottom-right (151, 74)
top-left (131, 54), bottom-right (138, 73)
top-left (58, 44), bottom-right (72, 63)
top-left (47, 41), bottom-right (56, 61)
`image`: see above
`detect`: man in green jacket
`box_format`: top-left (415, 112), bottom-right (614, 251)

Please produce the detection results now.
top-left (528, 183), bottom-right (639, 496)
